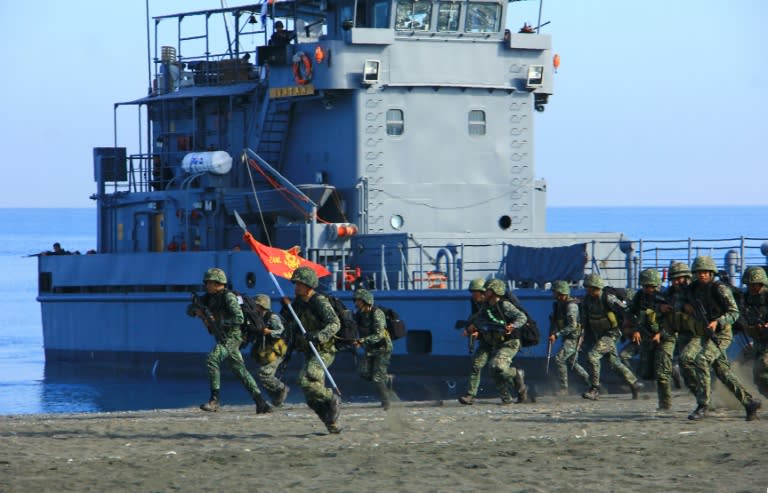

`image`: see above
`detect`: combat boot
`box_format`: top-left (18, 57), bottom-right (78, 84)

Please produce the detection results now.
top-left (671, 364), bottom-right (683, 390)
top-left (322, 394), bottom-right (342, 434)
top-left (458, 395), bottom-right (475, 405)
top-left (688, 404), bottom-right (708, 420)
top-left (514, 369), bottom-right (528, 404)
top-left (200, 389), bottom-right (220, 412)
top-left (582, 386), bottom-right (600, 401)
top-left (255, 394), bottom-right (273, 414)
top-left (745, 398), bottom-right (761, 421)
top-left (657, 400), bottom-right (671, 411)
top-left (630, 381), bottom-right (642, 400)
top-left (272, 385), bottom-right (290, 407)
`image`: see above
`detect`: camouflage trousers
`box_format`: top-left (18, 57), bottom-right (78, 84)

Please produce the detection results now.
top-left (754, 347), bottom-right (768, 398)
top-left (465, 339), bottom-right (522, 399)
top-left (554, 338), bottom-right (589, 390)
top-left (206, 333), bottom-right (263, 399)
top-left (359, 349), bottom-right (392, 386)
top-left (298, 349), bottom-right (336, 407)
top-left (679, 328), bottom-right (752, 407)
top-left (654, 335), bottom-right (677, 406)
top-left (586, 335), bottom-right (638, 388)
top-left (256, 356), bottom-right (287, 395)
top-left (619, 339), bottom-right (655, 381)
top-left (359, 348), bottom-right (394, 404)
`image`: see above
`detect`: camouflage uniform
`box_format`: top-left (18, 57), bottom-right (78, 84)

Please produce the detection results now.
top-left (549, 281), bottom-right (589, 392)
top-left (656, 263), bottom-right (693, 408)
top-left (284, 266), bottom-right (342, 433)
top-left (460, 279), bottom-right (529, 404)
top-left (249, 295), bottom-right (290, 406)
top-left (622, 270), bottom-right (664, 384)
top-left (581, 274), bottom-right (640, 400)
top-left (680, 256), bottom-right (760, 421)
top-left (741, 267), bottom-right (768, 398)
top-left (354, 289), bottom-right (395, 409)
top-left (187, 268), bottom-right (271, 413)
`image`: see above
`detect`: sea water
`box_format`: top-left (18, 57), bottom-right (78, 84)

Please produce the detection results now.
top-left (1, 206), bottom-right (767, 414)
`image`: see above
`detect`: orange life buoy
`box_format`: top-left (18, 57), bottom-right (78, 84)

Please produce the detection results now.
top-left (292, 52), bottom-right (313, 85)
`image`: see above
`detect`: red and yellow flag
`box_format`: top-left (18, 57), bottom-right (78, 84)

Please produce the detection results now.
top-left (243, 231), bottom-right (331, 280)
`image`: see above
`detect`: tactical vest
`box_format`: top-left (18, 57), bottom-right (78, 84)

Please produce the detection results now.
top-left (553, 299), bottom-right (581, 337)
top-left (582, 294), bottom-right (617, 336)
top-left (295, 294), bottom-right (336, 352)
top-left (688, 280), bottom-right (729, 335)
top-left (631, 291), bottom-right (662, 335)
top-left (743, 288), bottom-right (768, 341)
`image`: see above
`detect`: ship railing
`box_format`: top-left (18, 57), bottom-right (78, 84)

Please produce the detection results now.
top-left (314, 236), bottom-right (768, 292)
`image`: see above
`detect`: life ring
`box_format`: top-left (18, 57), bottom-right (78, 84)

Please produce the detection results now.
top-left (292, 52), bottom-right (313, 85)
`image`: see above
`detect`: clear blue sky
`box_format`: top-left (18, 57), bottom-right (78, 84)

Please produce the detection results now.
top-left (0, 1), bottom-right (765, 207)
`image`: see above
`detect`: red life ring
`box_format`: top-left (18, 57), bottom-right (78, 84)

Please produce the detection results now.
top-left (292, 52), bottom-right (313, 85)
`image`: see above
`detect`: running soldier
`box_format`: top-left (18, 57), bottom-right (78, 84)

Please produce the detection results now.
top-left (580, 273), bottom-right (641, 401)
top-left (622, 269), bottom-right (665, 382)
top-left (548, 280), bottom-right (589, 395)
top-left (459, 279), bottom-right (529, 405)
top-left (188, 268), bottom-right (272, 414)
top-left (283, 266), bottom-right (342, 433)
top-left (353, 289), bottom-right (397, 409)
top-left (249, 294), bottom-right (291, 407)
top-left (740, 266), bottom-right (768, 399)
top-left (680, 255), bottom-right (761, 421)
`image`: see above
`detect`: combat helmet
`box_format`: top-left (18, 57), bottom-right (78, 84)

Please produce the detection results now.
top-left (691, 255), bottom-right (717, 273)
top-left (353, 288), bottom-right (374, 305)
top-left (551, 280), bottom-right (570, 296)
top-left (485, 279), bottom-right (506, 296)
top-left (254, 294), bottom-right (271, 310)
top-left (668, 262), bottom-right (691, 279)
top-left (290, 266), bottom-right (318, 288)
top-left (468, 278), bottom-right (487, 292)
top-left (639, 268), bottom-right (661, 287)
top-left (743, 266), bottom-right (768, 286)
top-left (203, 267), bottom-right (227, 284)
top-left (583, 273), bottom-right (605, 289)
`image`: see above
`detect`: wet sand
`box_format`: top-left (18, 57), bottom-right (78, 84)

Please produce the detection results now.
top-left (1, 389), bottom-right (766, 493)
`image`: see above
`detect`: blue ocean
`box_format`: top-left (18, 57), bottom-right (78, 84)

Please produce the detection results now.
top-left (2, 206), bottom-right (767, 415)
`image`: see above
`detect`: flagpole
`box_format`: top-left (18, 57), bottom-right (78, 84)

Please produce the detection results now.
top-left (267, 272), bottom-right (341, 396)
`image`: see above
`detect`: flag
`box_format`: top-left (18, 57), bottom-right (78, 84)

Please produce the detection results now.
top-left (243, 231), bottom-right (331, 279)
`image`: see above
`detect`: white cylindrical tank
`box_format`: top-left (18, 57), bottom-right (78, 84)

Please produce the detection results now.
top-left (181, 151), bottom-right (232, 175)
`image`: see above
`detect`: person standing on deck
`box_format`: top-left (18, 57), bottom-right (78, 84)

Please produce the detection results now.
top-left (580, 273), bottom-right (642, 401)
top-left (548, 281), bottom-right (590, 395)
top-left (459, 279), bottom-right (528, 405)
top-left (352, 289), bottom-right (397, 410)
top-left (187, 268), bottom-right (272, 414)
top-left (680, 255), bottom-right (761, 421)
top-left (282, 266), bottom-right (342, 434)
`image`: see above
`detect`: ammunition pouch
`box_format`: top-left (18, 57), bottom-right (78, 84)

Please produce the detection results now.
top-left (589, 316), bottom-right (614, 335)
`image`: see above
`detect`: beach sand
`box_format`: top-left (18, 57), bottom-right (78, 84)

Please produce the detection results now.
top-left (1, 389), bottom-right (766, 493)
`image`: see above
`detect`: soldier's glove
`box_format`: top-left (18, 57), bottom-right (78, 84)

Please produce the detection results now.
top-left (304, 332), bottom-right (319, 345)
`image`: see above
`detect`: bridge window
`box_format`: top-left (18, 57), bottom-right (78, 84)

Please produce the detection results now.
top-left (395, 0), bottom-right (432, 31)
top-left (468, 110), bottom-right (486, 136)
top-left (465, 3), bottom-right (501, 33)
top-left (437, 2), bottom-right (461, 32)
top-left (373, 0), bottom-right (391, 28)
top-left (386, 109), bottom-right (404, 136)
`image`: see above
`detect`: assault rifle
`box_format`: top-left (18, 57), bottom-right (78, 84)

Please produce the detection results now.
top-left (190, 291), bottom-right (217, 335)
top-left (690, 299), bottom-right (729, 360)
top-left (546, 315), bottom-right (555, 375)
top-left (454, 320), bottom-right (475, 354)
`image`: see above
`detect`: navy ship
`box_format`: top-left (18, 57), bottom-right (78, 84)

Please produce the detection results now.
top-left (37, 1), bottom-right (767, 386)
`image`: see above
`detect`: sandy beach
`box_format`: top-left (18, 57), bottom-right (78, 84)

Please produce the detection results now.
top-left (1, 388), bottom-right (766, 493)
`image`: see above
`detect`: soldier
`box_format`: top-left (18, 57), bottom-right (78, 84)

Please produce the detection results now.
top-left (656, 262), bottom-right (693, 407)
top-left (458, 279), bottom-right (528, 405)
top-left (352, 289), bottom-right (396, 410)
top-left (623, 269), bottom-right (665, 383)
top-left (187, 268), bottom-right (272, 414)
top-left (283, 266), bottom-right (342, 433)
top-left (680, 255), bottom-right (761, 421)
top-left (249, 294), bottom-right (290, 407)
top-left (548, 280), bottom-right (590, 394)
top-left (468, 278), bottom-right (487, 316)
top-left (580, 273), bottom-right (641, 401)
top-left (740, 266), bottom-right (768, 399)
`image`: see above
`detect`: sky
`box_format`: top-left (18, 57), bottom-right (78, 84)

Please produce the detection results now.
top-left (0, 0), bottom-right (765, 208)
